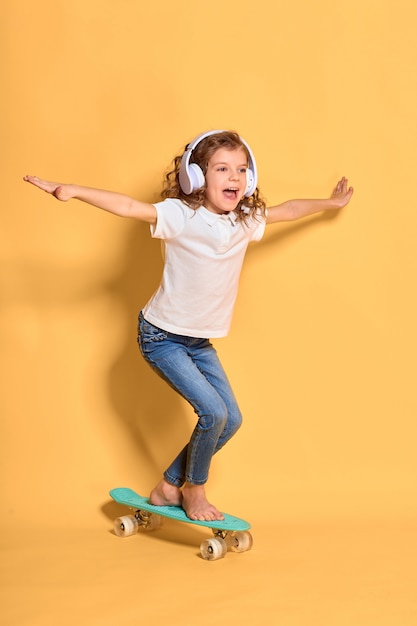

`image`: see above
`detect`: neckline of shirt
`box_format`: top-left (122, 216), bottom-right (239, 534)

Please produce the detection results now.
top-left (197, 205), bottom-right (238, 227)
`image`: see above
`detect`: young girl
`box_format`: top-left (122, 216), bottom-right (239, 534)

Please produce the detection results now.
top-left (24, 130), bottom-right (353, 522)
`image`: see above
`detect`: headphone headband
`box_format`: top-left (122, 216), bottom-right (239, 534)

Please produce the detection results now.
top-left (178, 130), bottom-right (258, 197)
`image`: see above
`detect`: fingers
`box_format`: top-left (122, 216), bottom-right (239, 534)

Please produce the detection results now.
top-left (330, 176), bottom-right (353, 208)
top-left (334, 177), bottom-right (353, 197)
top-left (23, 175), bottom-right (58, 194)
top-left (23, 175), bottom-right (37, 183)
top-left (24, 175), bottom-right (45, 183)
top-left (340, 177), bottom-right (354, 198)
top-left (336, 176), bottom-right (347, 193)
top-left (24, 175), bottom-right (48, 188)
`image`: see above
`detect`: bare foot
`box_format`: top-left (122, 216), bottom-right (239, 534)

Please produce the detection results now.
top-left (182, 483), bottom-right (224, 521)
top-left (149, 479), bottom-right (183, 507)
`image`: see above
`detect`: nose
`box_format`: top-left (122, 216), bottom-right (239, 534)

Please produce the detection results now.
top-left (229, 169), bottom-right (239, 180)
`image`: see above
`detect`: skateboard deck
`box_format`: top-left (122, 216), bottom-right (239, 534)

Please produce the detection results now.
top-left (109, 487), bottom-right (252, 560)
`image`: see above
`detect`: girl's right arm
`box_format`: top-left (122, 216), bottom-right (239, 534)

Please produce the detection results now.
top-left (23, 175), bottom-right (157, 224)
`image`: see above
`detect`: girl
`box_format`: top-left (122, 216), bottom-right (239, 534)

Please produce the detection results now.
top-left (24, 130), bottom-right (353, 522)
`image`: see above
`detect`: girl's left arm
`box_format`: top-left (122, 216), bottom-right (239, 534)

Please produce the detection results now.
top-left (266, 177), bottom-right (353, 224)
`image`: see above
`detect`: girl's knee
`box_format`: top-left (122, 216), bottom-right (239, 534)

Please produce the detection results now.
top-left (219, 408), bottom-right (242, 442)
top-left (197, 396), bottom-right (228, 432)
top-left (198, 410), bottom-right (228, 432)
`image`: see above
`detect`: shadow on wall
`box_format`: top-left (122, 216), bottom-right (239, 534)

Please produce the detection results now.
top-left (105, 219), bottom-right (190, 483)
top-left (104, 209), bottom-right (341, 483)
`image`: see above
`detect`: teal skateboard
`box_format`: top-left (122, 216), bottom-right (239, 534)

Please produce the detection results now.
top-left (110, 487), bottom-right (253, 561)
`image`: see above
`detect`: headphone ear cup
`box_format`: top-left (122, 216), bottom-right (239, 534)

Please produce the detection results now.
top-left (179, 156), bottom-right (205, 194)
top-left (188, 163), bottom-right (205, 192)
top-left (244, 168), bottom-right (255, 197)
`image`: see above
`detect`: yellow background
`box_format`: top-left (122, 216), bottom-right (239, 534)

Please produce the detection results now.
top-left (1, 1), bottom-right (416, 624)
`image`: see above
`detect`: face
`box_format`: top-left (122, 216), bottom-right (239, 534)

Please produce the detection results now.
top-left (204, 147), bottom-right (248, 215)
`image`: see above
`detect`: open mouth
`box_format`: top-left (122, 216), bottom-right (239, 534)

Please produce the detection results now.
top-left (223, 188), bottom-right (239, 201)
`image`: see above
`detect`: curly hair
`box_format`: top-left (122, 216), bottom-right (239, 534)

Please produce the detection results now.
top-left (161, 131), bottom-right (267, 223)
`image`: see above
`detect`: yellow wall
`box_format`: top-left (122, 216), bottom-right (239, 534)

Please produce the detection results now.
top-left (2, 0), bottom-right (417, 530)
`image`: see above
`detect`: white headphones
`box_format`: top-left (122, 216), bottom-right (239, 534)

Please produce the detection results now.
top-left (178, 130), bottom-right (258, 197)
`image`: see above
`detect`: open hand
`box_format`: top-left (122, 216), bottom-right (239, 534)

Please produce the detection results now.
top-left (330, 177), bottom-right (354, 209)
top-left (23, 175), bottom-right (71, 201)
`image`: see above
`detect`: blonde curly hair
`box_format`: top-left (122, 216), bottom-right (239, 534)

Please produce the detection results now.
top-left (161, 131), bottom-right (267, 223)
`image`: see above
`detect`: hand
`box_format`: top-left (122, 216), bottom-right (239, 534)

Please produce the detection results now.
top-left (23, 175), bottom-right (72, 201)
top-left (330, 177), bottom-right (354, 209)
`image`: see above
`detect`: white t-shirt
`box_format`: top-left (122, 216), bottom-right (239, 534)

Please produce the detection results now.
top-left (142, 198), bottom-right (266, 338)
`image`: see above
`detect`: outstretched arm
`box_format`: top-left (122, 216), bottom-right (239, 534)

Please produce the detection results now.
top-left (266, 177), bottom-right (353, 224)
top-left (23, 175), bottom-right (157, 224)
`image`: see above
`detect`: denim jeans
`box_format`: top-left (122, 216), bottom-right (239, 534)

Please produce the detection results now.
top-left (137, 312), bottom-right (242, 486)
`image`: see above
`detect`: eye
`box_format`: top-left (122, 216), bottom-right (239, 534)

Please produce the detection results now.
top-left (217, 167), bottom-right (227, 172)
top-left (239, 167), bottom-right (247, 174)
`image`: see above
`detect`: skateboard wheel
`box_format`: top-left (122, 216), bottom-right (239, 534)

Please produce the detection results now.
top-left (229, 531), bottom-right (253, 553)
top-left (114, 515), bottom-right (138, 537)
top-left (200, 537), bottom-right (227, 561)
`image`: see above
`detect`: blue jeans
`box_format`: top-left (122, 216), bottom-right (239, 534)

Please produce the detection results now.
top-left (137, 312), bottom-right (242, 486)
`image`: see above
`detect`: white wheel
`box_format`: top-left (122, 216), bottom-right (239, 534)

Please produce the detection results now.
top-left (113, 515), bottom-right (138, 537)
top-left (229, 531), bottom-right (253, 553)
top-left (200, 537), bottom-right (227, 561)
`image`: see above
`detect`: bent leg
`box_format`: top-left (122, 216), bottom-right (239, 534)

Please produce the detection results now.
top-left (138, 315), bottom-right (242, 520)
top-left (145, 341), bottom-right (230, 486)
top-left (192, 339), bottom-right (243, 455)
